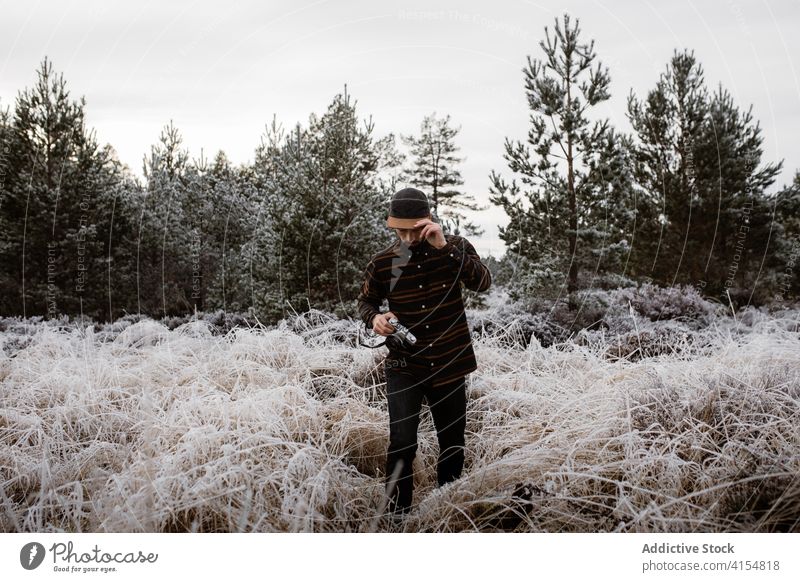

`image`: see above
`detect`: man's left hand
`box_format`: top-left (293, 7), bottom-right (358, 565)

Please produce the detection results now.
top-left (414, 218), bottom-right (447, 249)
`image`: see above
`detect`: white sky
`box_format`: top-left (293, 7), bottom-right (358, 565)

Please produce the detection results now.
top-left (1, 0), bottom-right (799, 258)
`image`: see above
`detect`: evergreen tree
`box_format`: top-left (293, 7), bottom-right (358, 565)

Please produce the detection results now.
top-left (373, 132), bottom-right (408, 198)
top-left (627, 50), bottom-right (782, 303)
top-left (138, 120), bottom-right (195, 316)
top-left (489, 14), bottom-right (636, 307)
top-left (773, 171), bottom-right (800, 303)
top-left (102, 171), bottom-right (144, 321)
top-left (0, 96), bottom-right (10, 234)
top-left (201, 150), bottom-right (254, 313)
top-left (403, 112), bottom-right (486, 236)
top-left (0, 57), bottom-right (129, 321)
top-left (245, 88), bottom-right (393, 322)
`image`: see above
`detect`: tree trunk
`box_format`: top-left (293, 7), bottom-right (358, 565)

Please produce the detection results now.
top-left (566, 78), bottom-right (578, 309)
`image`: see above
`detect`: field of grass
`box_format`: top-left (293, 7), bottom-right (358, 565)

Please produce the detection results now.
top-left (1, 292), bottom-right (799, 532)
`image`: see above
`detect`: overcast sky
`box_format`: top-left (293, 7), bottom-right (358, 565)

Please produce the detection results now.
top-left (2, 0), bottom-right (798, 258)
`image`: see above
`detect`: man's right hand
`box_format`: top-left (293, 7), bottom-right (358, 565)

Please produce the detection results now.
top-left (372, 312), bottom-right (397, 336)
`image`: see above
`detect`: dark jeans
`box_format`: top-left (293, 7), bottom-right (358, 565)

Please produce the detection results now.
top-left (384, 367), bottom-right (467, 514)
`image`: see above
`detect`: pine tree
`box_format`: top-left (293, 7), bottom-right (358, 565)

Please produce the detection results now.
top-left (245, 87), bottom-right (393, 322)
top-left (0, 57), bottom-right (128, 321)
top-left (179, 148), bottom-right (219, 313)
top-left (373, 132), bottom-right (408, 197)
top-left (772, 171), bottom-right (800, 303)
top-left (627, 50), bottom-right (782, 303)
top-left (0, 96), bottom-right (10, 243)
top-left (101, 170), bottom-right (143, 321)
top-left (139, 120), bottom-right (195, 316)
top-left (489, 14), bottom-right (635, 307)
top-left (200, 150), bottom-right (254, 313)
top-left (403, 113), bottom-right (486, 236)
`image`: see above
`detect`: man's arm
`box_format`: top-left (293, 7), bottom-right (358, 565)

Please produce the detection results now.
top-left (432, 235), bottom-right (492, 292)
top-left (356, 257), bottom-right (384, 329)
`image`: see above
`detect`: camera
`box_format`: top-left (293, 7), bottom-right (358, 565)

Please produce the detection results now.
top-left (388, 317), bottom-right (417, 346)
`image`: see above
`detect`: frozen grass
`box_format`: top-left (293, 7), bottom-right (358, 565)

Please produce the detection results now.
top-left (1, 298), bottom-right (799, 533)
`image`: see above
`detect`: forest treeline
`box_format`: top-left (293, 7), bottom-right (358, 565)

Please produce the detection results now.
top-left (1, 14), bottom-right (798, 325)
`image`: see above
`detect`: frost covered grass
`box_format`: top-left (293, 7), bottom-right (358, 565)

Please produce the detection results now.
top-left (1, 295), bottom-right (799, 533)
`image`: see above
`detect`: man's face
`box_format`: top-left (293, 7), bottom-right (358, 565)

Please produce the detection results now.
top-left (394, 225), bottom-right (425, 247)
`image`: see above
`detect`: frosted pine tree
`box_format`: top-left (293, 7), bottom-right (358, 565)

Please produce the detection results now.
top-left (373, 132), bottom-right (408, 198)
top-left (244, 118), bottom-right (309, 322)
top-left (773, 172), bottom-right (800, 302)
top-left (0, 57), bottom-right (128, 321)
top-left (178, 149), bottom-right (242, 313)
top-left (403, 112), bottom-right (486, 236)
top-left (139, 120), bottom-right (196, 316)
top-left (627, 50), bottom-right (782, 302)
top-left (202, 150), bottom-right (255, 314)
top-left (245, 89), bottom-right (392, 323)
top-left (489, 14), bottom-right (635, 307)
top-left (302, 87), bottom-right (394, 317)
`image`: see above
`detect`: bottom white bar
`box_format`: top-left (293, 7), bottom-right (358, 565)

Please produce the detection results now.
top-left (2, 533), bottom-right (797, 581)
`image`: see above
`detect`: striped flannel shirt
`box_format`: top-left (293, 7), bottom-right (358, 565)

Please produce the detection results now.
top-left (356, 233), bottom-right (491, 387)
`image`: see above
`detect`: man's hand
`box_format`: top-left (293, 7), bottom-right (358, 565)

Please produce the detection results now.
top-left (414, 218), bottom-right (447, 249)
top-left (372, 311), bottom-right (397, 336)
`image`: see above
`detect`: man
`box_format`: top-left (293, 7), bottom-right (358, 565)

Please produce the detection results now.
top-left (356, 187), bottom-right (492, 519)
